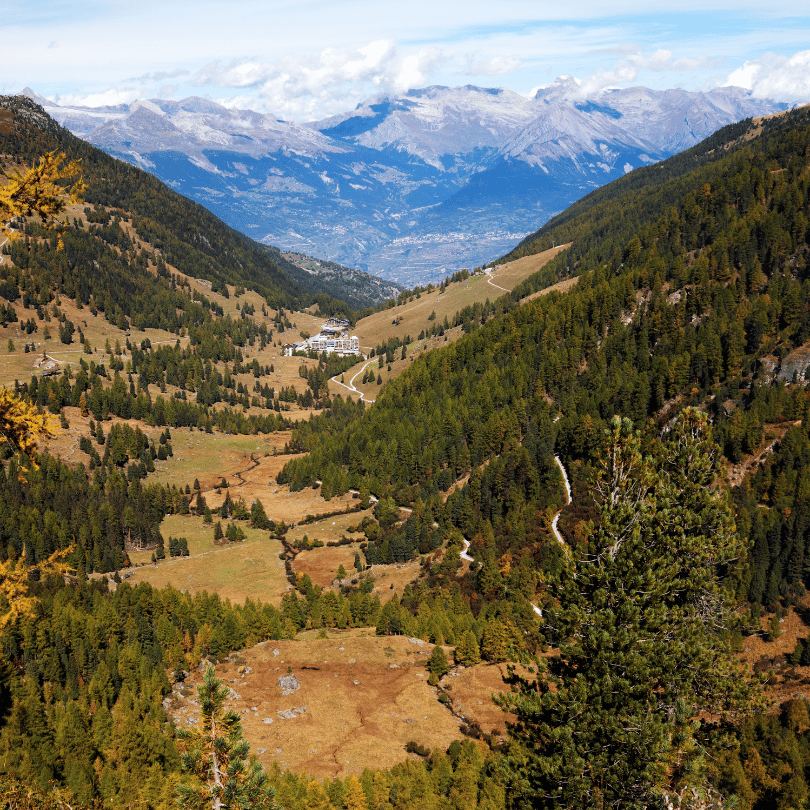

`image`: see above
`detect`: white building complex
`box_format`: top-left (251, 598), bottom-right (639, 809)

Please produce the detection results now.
top-left (283, 318), bottom-right (361, 357)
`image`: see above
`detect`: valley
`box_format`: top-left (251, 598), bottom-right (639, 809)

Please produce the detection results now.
top-left (2, 88), bottom-right (810, 810)
top-left (36, 84), bottom-right (782, 282)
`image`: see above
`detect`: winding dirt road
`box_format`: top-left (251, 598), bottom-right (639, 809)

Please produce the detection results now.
top-left (331, 360), bottom-right (377, 404)
top-left (551, 455), bottom-right (572, 546)
top-left (483, 267), bottom-right (510, 293)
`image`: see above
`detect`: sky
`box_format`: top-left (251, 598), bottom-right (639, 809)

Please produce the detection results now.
top-left (1, 1), bottom-right (809, 120)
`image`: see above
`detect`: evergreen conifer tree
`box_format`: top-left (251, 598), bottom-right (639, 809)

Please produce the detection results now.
top-left (427, 645), bottom-right (449, 685)
top-left (177, 667), bottom-right (278, 810)
top-left (454, 631), bottom-right (481, 667)
top-left (502, 411), bottom-right (750, 808)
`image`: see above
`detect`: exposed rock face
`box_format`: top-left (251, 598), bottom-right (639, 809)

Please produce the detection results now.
top-left (277, 706), bottom-right (307, 719)
top-left (278, 673), bottom-right (300, 695)
top-left (777, 344), bottom-right (810, 383)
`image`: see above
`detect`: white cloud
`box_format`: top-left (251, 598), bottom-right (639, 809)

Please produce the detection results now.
top-left (194, 40), bottom-right (443, 119)
top-left (575, 49), bottom-right (710, 96)
top-left (55, 87), bottom-right (142, 107)
top-left (462, 54), bottom-right (522, 77)
top-left (726, 49), bottom-right (810, 102)
top-left (7, 3), bottom-right (809, 120)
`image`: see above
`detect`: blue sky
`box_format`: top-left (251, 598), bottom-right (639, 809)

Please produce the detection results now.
top-left (1, 1), bottom-right (809, 119)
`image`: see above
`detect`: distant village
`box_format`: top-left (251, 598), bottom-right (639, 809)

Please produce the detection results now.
top-left (282, 318), bottom-right (361, 358)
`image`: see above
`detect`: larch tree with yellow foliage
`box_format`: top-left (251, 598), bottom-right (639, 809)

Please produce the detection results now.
top-left (0, 149), bottom-right (85, 245)
top-left (0, 150), bottom-right (83, 631)
top-left (344, 775), bottom-right (369, 810)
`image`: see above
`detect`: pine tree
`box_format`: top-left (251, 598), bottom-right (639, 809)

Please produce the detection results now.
top-left (177, 666), bottom-right (278, 810)
top-left (480, 618), bottom-right (515, 663)
top-left (502, 411), bottom-right (751, 808)
top-left (249, 498), bottom-right (270, 529)
top-left (427, 645), bottom-right (449, 685)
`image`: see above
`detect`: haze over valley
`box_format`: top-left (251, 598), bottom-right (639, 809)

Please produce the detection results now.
top-left (34, 82), bottom-right (783, 283)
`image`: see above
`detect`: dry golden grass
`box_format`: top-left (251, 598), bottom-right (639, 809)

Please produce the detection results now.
top-left (495, 247), bottom-right (570, 288)
top-left (169, 629), bottom-right (463, 778)
top-left (519, 273), bottom-right (580, 304)
top-left (0, 299), bottom-right (182, 389)
top-left (364, 560), bottom-right (423, 603)
top-left (0, 218), bottom-right (330, 429)
top-left (293, 543), bottom-right (365, 589)
top-left (286, 510), bottom-right (372, 587)
top-left (286, 509), bottom-right (371, 547)
top-left (441, 663), bottom-right (516, 737)
top-left (202, 452), bottom-right (359, 525)
top-left (332, 328), bottom-right (462, 402)
top-left (738, 596), bottom-right (810, 709)
top-left (150, 429), bottom-right (289, 491)
top-left (329, 245), bottom-right (570, 403)
top-left (351, 244), bottom-right (568, 350)
top-left (125, 513), bottom-right (290, 604)
top-left (38, 407), bottom-right (164, 464)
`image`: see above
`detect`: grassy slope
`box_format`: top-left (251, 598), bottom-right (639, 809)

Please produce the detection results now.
top-left (330, 244), bottom-right (568, 401)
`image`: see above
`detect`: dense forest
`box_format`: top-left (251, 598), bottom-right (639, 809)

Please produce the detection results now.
top-left (2, 101), bottom-right (810, 807)
top-left (273, 107), bottom-right (810, 804)
top-left (280, 105), bottom-right (810, 561)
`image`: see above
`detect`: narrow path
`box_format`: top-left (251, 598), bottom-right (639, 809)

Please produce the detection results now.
top-left (348, 488), bottom-right (378, 505)
top-left (232, 453), bottom-right (260, 488)
top-left (484, 268), bottom-right (510, 293)
top-left (459, 537), bottom-right (474, 563)
top-left (458, 453), bottom-right (573, 619)
top-left (551, 455), bottom-right (572, 546)
top-left (331, 359), bottom-right (376, 404)
top-left (459, 536), bottom-right (542, 617)
top-left (197, 452), bottom-right (261, 500)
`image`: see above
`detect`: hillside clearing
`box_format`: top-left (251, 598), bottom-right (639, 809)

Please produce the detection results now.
top-left (168, 630), bottom-right (464, 778)
top-left (293, 543), bottom-right (366, 589)
top-left (441, 663), bottom-right (516, 737)
top-left (200, 451), bottom-right (360, 524)
top-left (354, 243), bottom-right (568, 349)
top-left (328, 244), bottom-right (569, 402)
top-left (126, 514), bottom-right (289, 604)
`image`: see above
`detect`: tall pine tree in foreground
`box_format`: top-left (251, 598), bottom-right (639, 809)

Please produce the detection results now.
top-left (177, 666), bottom-right (278, 810)
top-left (503, 410), bottom-right (752, 809)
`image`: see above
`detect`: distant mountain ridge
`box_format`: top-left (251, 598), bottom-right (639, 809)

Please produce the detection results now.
top-left (1, 94), bottom-right (397, 311)
top-left (32, 83), bottom-right (786, 284)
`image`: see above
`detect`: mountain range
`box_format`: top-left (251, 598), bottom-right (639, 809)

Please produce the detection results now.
top-left (0, 94), bottom-right (399, 311)
top-left (32, 82), bottom-right (785, 284)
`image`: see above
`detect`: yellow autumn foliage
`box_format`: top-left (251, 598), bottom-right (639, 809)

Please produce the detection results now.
top-left (0, 390), bottom-right (62, 630)
top-left (0, 151), bottom-right (79, 630)
top-left (0, 149), bottom-right (85, 241)
top-left (0, 386), bottom-right (55, 458)
top-left (0, 548), bottom-right (73, 631)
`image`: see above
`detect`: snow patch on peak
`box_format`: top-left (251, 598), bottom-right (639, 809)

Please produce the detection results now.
top-left (130, 99), bottom-right (166, 117)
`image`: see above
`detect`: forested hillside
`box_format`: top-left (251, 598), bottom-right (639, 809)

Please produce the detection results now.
top-left (2, 101), bottom-right (810, 809)
top-left (0, 95), bottom-right (388, 311)
top-left (281, 105), bottom-right (810, 506)
top-left (273, 105), bottom-right (810, 805)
